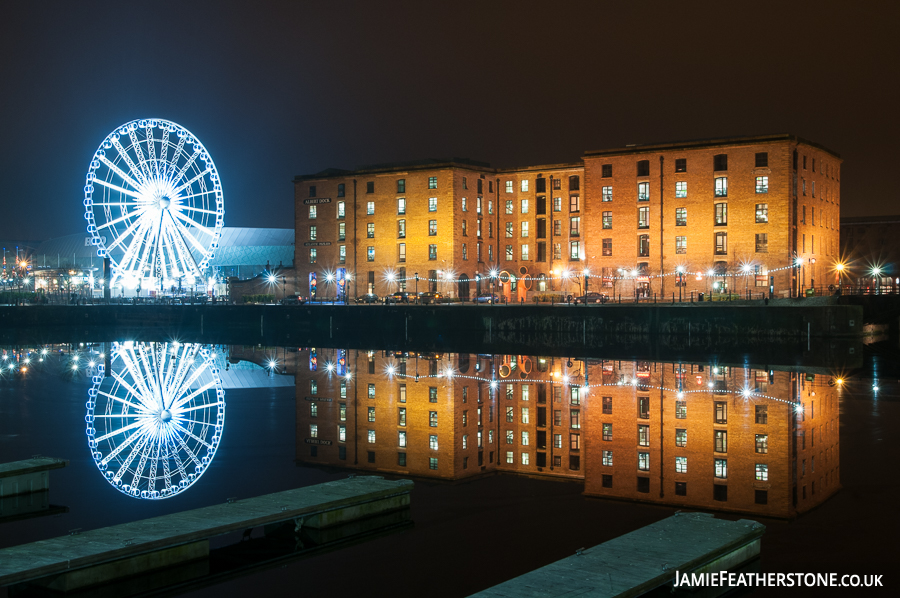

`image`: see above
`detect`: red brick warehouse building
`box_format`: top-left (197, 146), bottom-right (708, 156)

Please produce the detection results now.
top-left (293, 134), bottom-right (841, 301)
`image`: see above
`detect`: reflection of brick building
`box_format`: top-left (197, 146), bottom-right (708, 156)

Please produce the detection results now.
top-left (583, 363), bottom-right (840, 518)
top-left (294, 350), bottom-right (585, 480)
top-left (293, 134), bottom-right (840, 300)
top-left (293, 349), bottom-right (840, 518)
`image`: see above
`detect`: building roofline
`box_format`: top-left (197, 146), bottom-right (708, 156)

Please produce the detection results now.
top-left (584, 134), bottom-right (842, 160)
top-left (496, 161), bottom-right (584, 174)
top-left (294, 158), bottom-right (492, 181)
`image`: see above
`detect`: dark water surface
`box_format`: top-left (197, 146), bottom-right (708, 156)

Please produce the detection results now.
top-left (0, 339), bottom-right (897, 597)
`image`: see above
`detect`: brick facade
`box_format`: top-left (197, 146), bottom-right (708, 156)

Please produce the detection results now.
top-left (293, 135), bottom-right (840, 301)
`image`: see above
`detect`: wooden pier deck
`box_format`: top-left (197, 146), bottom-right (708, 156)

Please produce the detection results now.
top-left (0, 476), bottom-right (412, 588)
top-left (0, 457), bottom-right (67, 498)
top-left (474, 512), bottom-right (765, 597)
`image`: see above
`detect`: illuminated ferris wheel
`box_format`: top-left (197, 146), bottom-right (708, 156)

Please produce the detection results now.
top-left (85, 342), bottom-right (225, 499)
top-left (83, 119), bottom-right (224, 289)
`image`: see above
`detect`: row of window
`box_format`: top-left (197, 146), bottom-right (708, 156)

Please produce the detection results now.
top-left (598, 203), bottom-right (769, 231)
top-left (601, 153), bottom-right (768, 179)
top-left (597, 231), bottom-right (770, 258)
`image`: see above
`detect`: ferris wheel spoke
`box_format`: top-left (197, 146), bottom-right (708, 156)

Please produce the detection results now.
top-left (128, 129), bottom-right (153, 182)
top-left (170, 380), bottom-right (216, 412)
top-left (105, 211), bottom-right (150, 253)
top-left (99, 422), bottom-right (150, 466)
top-left (177, 190), bottom-right (218, 204)
top-left (144, 127), bottom-right (158, 178)
top-left (118, 350), bottom-right (157, 406)
top-left (96, 208), bottom-right (146, 232)
top-left (172, 210), bottom-right (216, 243)
top-left (93, 177), bottom-right (143, 199)
top-left (115, 431), bottom-right (151, 481)
top-left (160, 221), bottom-right (186, 279)
top-left (172, 422), bottom-right (213, 450)
top-left (98, 155), bottom-right (144, 191)
top-left (165, 212), bottom-right (204, 274)
top-left (167, 360), bottom-right (211, 407)
top-left (176, 400), bottom-right (224, 415)
top-left (112, 137), bottom-right (148, 187)
top-left (93, 413), bottom-right (141, 418)
top-left (158, 129), bottom-right (170, 178)
top-left (98, 390), bottom-right (149, 414)
top-left (94, 417), bottom-right (148, 443)
top-left (166, 347), bottom-right (202, 400)
top-left (174, 417), bottom-right (215, 428)
top-left (172, 168), bottom-right (211, 196)
top-left (167, 148), bottom-right (200, 189)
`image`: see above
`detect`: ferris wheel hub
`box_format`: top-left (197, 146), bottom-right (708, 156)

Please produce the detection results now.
top-left (159, 409), bottom-right (173, 422)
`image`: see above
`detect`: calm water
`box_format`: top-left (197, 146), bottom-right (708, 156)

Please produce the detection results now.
top-left (0, 338), bottom-right (897, 597)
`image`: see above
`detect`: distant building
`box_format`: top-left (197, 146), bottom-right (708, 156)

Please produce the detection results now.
top-left (293, 135), bottom-right (841, 301)
top-left (840, 215), bottom-right (900, 287)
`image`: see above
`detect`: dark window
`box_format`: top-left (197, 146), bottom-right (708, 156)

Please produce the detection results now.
top-left (569, 175), bottom-right (580, 190)
top-left (715, 402), bottom-right (727, 423)
top-left (637, 477), bottom-right (650, 493)
top-left (477, 178), bottom-right (483, 193)
top-left (675, 158), bottom-right (687, 173)
top-left (537, 219), bottom-right (546, 239)
top-left (637, 160), bottom-right (650, 177)
top-left (366, 181), bottom-right (374, 194)
top-left (310, 445), bottom-right (317, 457)
top-left (337, 183), bottom-right (345, 197)
top-left (601, 164), bottom-right (612, 178)
top-left (675, 482), bottom-right (687, 496)
top-left (602, 474), bottom-right (613, 488)
top-left (602, 238), bottom-right (612, 256)
top-left (638, 397), bottom-right (650, 419)
top-left (397, 179), bottom-right (405, 193)
top-left (569, 455), bottom-right (580, 470)
top-left (536, 196), bottom-right (547, 215)
top-left (367, 451), bottom-right (376, 463)
top-left (793, 150), bottom-right (798, 170)
top-left (715, 232), bottom-right (727, 255)
top-left (755, 490), bottom-right (768, 505)
top-left (755, 152), bottom-right (768, 168)
top-left (398, 452), bottom-right (406, 466)
top-left (756, 233), bottom-right (768, 253)
top-left (638, 234), bottom-right (650, 257)
top-left (309, 185), bottom-right (316, 197)
top-left (713, 484), bottom-right (728, 502)
top-left (714, 430), bottom-right (728, 453)
top-left (602, 396), bottom-right (612, 414)
top-left (713, 154), bottom-right (728, 171)
top-left (755, 405), bottom-right (768, 424)
top-left (339, 445), bottom-right (347, 460)
top-left (536, 177), bottom-right (546, 193)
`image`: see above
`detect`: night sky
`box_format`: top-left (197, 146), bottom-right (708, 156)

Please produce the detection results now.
top-left (1, 0), bottom-right (897, 242)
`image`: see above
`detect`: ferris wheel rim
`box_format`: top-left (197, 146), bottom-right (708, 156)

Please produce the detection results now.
top-left (82, 119), bottom-right (224, 289)
top-left (84, 342), bottom-right (225, 499)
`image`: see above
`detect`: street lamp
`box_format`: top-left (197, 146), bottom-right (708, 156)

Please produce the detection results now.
top-left (489, 269), bottom-right (498, 305)
top-left (676, 266), bottom-right (684, 302)
top-left (414, 272), bottom-right (419, 303)
top-left (741, 264), bottom-right (751, 299)
top-left (872, 266), bottom-right (882, 294)
top-left (794, 257), bottom-right (803, 298)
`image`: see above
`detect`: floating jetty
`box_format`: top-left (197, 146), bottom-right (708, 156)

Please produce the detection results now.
top-left (0, 476), bottom-right (413, 593)
top-left (475, 512), bottom-right (764, 597)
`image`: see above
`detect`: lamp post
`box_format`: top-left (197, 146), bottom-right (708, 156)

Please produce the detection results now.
top-left (490, 269), bottom-right (498, 305)
top-left (742, 264), bottom-right (751, 299)
top-left (414, 272), bottom-right (419, 304)
top-left (872, 266), bottom-right (882, 295)
top-left (676, 266), bottom-right (684, 302)
top-left (794, 257), bottom-right (803, 298)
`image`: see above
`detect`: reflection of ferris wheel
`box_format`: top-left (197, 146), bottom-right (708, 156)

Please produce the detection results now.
top-left (85, 342), bottom-right (225, 499)
top-left (83, 119), bottom-right (224, 289)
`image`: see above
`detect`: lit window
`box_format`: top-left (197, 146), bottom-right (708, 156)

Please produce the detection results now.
top-left (675, 207), bottom-right (686, 226)
top-left (521, 179), bottom-right (529, 192)
top-left (462, 434), bottom-right (468, 450)
top-left (756, 233), bottom-right (768, 253)
top-left (638, 207), bottom-right (649, 229)
top-left (638, 182), bottom-right (649, 201)
top-left (521, 222), bottom-right (529, 238)
top-left (429, 434), bottom-right (438, 450)
top-left (310, 424), bottom-right (318, 438)
top-left (521, 430), bottom-right (529, 446)
top-left (368, 429), bottom-right (376, 444)
top-left (602, 238), bottom-right (612, 256)
top-left (398, 219), bottom-right (406, 238)
top-left (398, 408), bottom-right (406, 426)
top-left (570, 195), bottom-right (580, 212)
top-left (602, 211), bottom-right (612, 229)
top-left (756, 203), bottom-right (768, 223)
top-left (506, 199), bottom-right (513, 214)
top-left (521, 407), bottom-right (529, 423)
top-left (506, 451), bottom-right (514, 464)
top-left (521, 452), bottom-right (530, 465)
top-left (462, 197), bottom-right (467, 211)
top-left (715, 458), bottom-right (727, 478)
top-left (602, 450), bottom-right (613, 466)
top-left (521, 244), bottom-right (529, 260)
top-left (309, 248), bottom-right (317, 264)
top-left (676, 401), bottom-right (686, 419)
top-left (676, 456), bottom-right (687, 473)
top-left (715, 177), bottom-right (728, 197)
top-left (638, 424), bottom-right (650, 446)
top-left (462, 243), bottom-right (467, 260)
top-left (638, 452), bottom-right (650, 471)
top-left (675, 428), bottom-right (686, 446)
top-left (309, 225), bottom-right (317, 241)
top-left (429, 197), bottom-right (437, 211)
top-left (308, 206), bottom-right (317, 219)
top-left (367, 246), bottom-right (374, 262)
top-left (553, 196), bottom-right (562, 211)
top-left (428, 176), bottom-right (437, 189)
top-left (429, 244), bottom-right (437, 260)
top-left (429, 411), bottom-right (438, 427)
top-left (429, 457), bottom-right (438, 470)
top-left (367, 201), bottom-right (374, 215)
top-left (675, 181), bottom-right (687, 198)
top-left (675, 236), bottom-right (686, 254)
top-left (505, 180), bottom-right (513, 193)
top-left (715, 232), bottom-right (727, 255)
top-left (368, 383), bottom-right (376, 399)
top-left (714, 430), bottom-right (728, 453)
top-left (570, 241), bottom-right (580, 260)
top-left (602, 186), bottom-right (612, 202)
top-left (756, 434), bottom-right (768, 454)
top-left (505, 245), bottom-right (513, 260)
top-left (339, 425), bottom-right (346, 441)
top-left (399, 431), bottom-right (407, 447)
top-left (368, 406), bottom-right (375, 422)
top-left (755, 463), bottom-right (768, 481)
top-left (602, 423), bottom-right (612, 441)
top-left (338, 222), bottom-right (346, 241)
top-left (756, 176), bottom-right (768, 193)
top-left (570, 217), bottom-right (581, 236)
top-left (521, 199), bottom-right (529, 214)
top-left (397, 198), bottom-right (406, 214)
